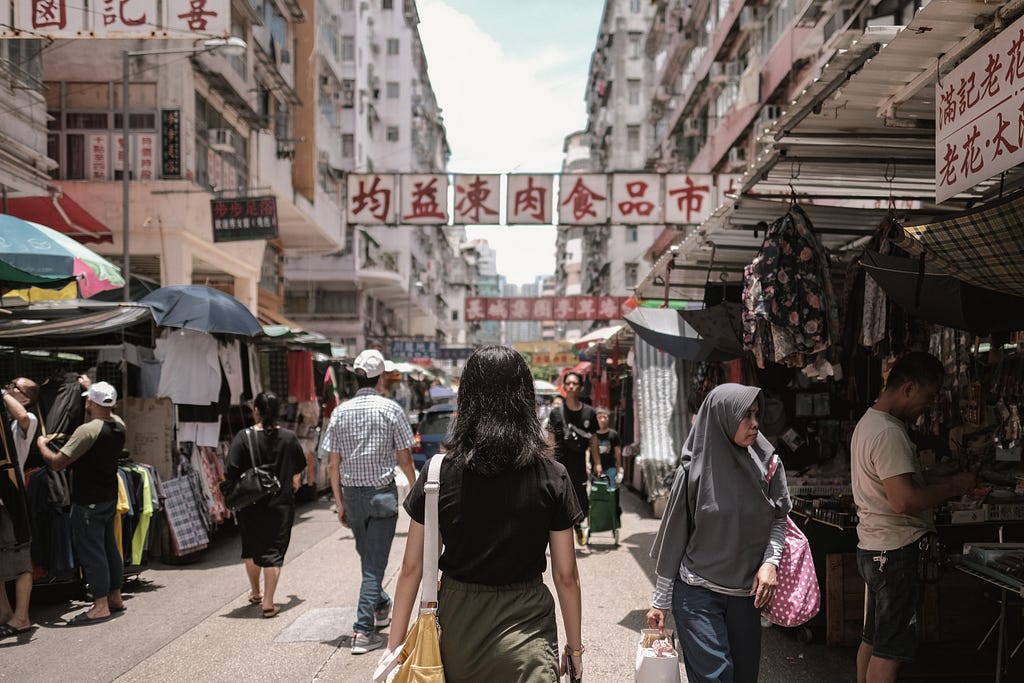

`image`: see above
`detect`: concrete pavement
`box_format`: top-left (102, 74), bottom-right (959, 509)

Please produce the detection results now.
top-left (2, 484), bottom-right (859, 682)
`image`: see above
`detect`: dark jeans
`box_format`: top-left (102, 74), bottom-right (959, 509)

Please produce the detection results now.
top-left (343, 482), bottom-right (398, 633)
top-left (672, 579), bottom-right (761, 683)
top-left (857, 543), bottom-right (922, 662)
top-left (70, 501), bottom-right (123, 599)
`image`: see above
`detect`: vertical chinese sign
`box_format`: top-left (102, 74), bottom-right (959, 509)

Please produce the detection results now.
top-left (558, 174), bottom-right (609, 225)
top-left (347, 174), bottom-right (396, 224)
top-left (138, 134), bottom-right (155, 180)
top-left (88, 134), bottom-right (108, 180)
top-left (453, 174), bottom-right (500, 224)
top-left (507, 174), bottom-right (553, 224)
top-left (936, 13), bottom-right (1024, 202)
top-left (161, 109), bottom-right (181, 178)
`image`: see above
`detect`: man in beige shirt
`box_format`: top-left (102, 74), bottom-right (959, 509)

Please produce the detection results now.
top-left (851, 352), bottom-right (975, 683)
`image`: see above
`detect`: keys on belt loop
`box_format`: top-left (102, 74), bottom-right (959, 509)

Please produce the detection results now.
top-left (873, 551), bottom-right (888, 573)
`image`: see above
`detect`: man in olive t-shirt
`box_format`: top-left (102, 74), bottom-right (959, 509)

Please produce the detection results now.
top-left (850, 353), bottom-right (974, 683)
top-left (37, 379), bottom-right (127, 626)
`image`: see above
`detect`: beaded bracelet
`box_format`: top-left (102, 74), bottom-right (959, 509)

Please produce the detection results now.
top-left (564, 644), bottom-right (586, 656)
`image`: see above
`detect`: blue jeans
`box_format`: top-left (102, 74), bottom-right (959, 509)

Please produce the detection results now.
top-left (672, 579), bottom-right (761, 683)
top-left (70, 501), bottom-right (123, 599)
top-left (343, 482), bottom-right (399, 633)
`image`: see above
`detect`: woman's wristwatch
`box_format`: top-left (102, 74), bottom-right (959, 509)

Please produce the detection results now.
top-left (564, 644), bottom-right (586, 656)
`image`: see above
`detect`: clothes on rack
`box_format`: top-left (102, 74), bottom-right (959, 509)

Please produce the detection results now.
top-left (287, 350), bottom-right (316, 402)
top-left (155, 329), bottom-right (222, 406)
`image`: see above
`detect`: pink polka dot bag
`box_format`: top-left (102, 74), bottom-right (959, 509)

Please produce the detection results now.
top-left (762, 455), bottom-right (821, 628)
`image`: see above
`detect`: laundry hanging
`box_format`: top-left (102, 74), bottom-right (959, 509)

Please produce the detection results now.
top-left (742, 204), bottom-right (839, 368)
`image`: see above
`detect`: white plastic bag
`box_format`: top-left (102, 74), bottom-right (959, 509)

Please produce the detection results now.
top-left (635, 629), bottom-right (680, 683)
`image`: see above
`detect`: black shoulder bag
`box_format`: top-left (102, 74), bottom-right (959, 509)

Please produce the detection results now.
top-left (220, 429), bottom-right (281, 511)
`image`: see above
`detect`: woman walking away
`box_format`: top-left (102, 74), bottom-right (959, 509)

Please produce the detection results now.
top-left (224, 392), bottom-right (306, 618)
top-left (387, 345), bottom-right (584, 682)
top-left (648, 383), bottom-right (792, 683)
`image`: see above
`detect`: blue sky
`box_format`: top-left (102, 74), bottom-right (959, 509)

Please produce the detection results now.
top-left (418, 0), bottom-right (605, 284)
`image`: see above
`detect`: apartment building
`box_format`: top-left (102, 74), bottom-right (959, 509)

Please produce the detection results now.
top-left (283, 0), bottom-right (461, 355)
top-left (0, 41), bottom-right (52, 203)
top-left (501, 281), bottom-right (543, 345)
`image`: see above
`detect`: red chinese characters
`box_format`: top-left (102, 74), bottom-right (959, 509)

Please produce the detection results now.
top-left (400, 174), bottom-right (447, 224)
top-left (611, 174), bottom-right (661, 224)
top-left (665, 174), bottom-right (714, 225)
top-left (347, 174), bottom-right (395, 224)
top-left (558, 174), bottom-right (608, 225)
top-left (89, 135), bottom-right (107, 180)
top-left (507, 298), bottom-right (532, 321)
top-left (464, 298), bottom-right (486, 322)
top-left (102, 0), bottom-right (147, 27)
top-left (507, 174), bottom-right (552, 224)
top-left (453, 174), bottom-right (500, 224)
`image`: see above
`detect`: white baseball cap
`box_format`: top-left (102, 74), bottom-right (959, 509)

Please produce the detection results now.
top-left (353, 349), bottom-right (386, 378)
top-left (82, 381), bottom-right (118, 406)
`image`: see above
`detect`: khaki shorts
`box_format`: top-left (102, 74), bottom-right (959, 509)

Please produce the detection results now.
top-left (0, 507), bottom-right (32, 582)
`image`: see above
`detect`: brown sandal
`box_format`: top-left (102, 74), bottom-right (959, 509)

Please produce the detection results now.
top-left (262, 607), bottom-right (279, 619)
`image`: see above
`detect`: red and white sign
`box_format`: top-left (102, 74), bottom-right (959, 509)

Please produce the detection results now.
top-left (507, 297), bottom-right (532, 321)
top-left (347, 174), bottom-right (396, 224)
top-left (88, 134), bottom-right (108, 180)
top-left (400, 174), bottom-right (447, 224)
top-left (665, 174), bottom-right (714, 225)
top-left (453, 174), bottom-right (500, 224)
top-left (507, 174), bottom-right (553, 224)
top-left (466, 296), bottom-right (631, 321)
top-left (5, 0), bottom-right (228, 37)
top-left (936, 13), bottom-right (1024, 202)
top-left (465, 297), bottom-right (486, 322)
top-left (558, 174), bottom-right (609, 225)
top-left (611, 174), bottom-right (662, 224)
top-left (138, 134), bottom-right (156, 180)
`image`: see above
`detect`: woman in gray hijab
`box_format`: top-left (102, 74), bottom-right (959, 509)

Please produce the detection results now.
top-left (647, 383), bottom-right (791, 683)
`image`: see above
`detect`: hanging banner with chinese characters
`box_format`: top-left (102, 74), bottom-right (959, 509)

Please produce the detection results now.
top-left (161, 110), bottom-right (182, 178)
top-left (88, 134), bottom-right (108, 180)
top-left (344, 173), bottom-right (728, 226)
top-left (211, 196), bottom-right (278, 242)
top-left (465, 296), bottom-right (632, 322)
top-left (4, 0), bottom-right (230, 38)
top-left (936, 13), bottom-right (1024, 202)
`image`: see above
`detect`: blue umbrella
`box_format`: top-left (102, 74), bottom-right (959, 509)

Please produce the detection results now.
top-left (140, 285), bottom-right (263, 336)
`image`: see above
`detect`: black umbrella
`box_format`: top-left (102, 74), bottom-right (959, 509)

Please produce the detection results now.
top-left (140, 285), bottom-right (263, 336)
top-left (679, 302), bottom-right (745, 357)
top-left (625, 307), bottom-right (740, 361)
top-left (861, 251), bottom-right (1024, 334)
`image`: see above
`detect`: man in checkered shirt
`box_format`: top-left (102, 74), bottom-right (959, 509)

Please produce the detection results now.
top-left (324, 349), bottom-right (416, 655)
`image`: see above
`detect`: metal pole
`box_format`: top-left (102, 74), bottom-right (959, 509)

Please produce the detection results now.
top-left (122, 50), bottom-right (131, 302)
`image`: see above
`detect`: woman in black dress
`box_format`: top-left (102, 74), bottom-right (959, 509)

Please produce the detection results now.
top-left (224, 392), bottom-right (306, 618)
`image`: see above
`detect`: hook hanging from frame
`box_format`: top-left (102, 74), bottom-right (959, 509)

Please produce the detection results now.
top-left (884, 160), bottom-right (896, 212)
top-left (788, 160), bottom-right (801, 207)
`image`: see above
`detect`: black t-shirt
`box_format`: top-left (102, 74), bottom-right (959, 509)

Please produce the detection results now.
top-left (546, 404), bottom-right (596, 480)
top-left (225, 427), bottom-right (307, 504)
top-left (404, 455), bottom-right (583, 585)
top-left (595, 428), bottom-right (621, 471)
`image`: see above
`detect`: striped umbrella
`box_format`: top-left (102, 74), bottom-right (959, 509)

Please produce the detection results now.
top-left (0, 214), bottom-right (124, 298)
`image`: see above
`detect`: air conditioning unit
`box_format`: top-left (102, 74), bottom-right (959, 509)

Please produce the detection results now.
top-left (654, 84), bottom-right (671, 102)
top-left (208, 128), bottom-right (235, 153)
top-left (682, 117), bottom-right (701, 137)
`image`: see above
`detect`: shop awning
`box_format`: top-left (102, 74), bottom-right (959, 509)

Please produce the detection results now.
top-left (573, 325), bottom-right (623, 349)
top-left (897, 190), bottom-right (1024, 298)
top-left (0, 304), bottom-right (151, 341)
top-left (3, 192), bottom-right (113, 244)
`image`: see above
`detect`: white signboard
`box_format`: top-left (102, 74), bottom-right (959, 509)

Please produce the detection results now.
top-left (506, 174), bottom-right (553, 224)
top-left (347, 173), bottom-right (396, 225)
top-left (558, 174), bottom-right (608, 225)
top-left (611, 174), bottom-right (662, 224)
top-left (138, 134), bottom-right (156, 180)
top-left (453, 174), bottom-right (500, 224)
top-left (3, 0), bottom-right (229, 38)
top-left (665, 174), bottom-right (714, 225)
top-left (936, 13), bottom-right (1024, 202)
top-left (88, 134), bottom-right (108, 180)
top-left (399, 174), bottom-right (448, 224)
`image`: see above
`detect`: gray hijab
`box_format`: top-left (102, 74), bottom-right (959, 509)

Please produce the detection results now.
top-left (652, 383), bottom-right (786, 590)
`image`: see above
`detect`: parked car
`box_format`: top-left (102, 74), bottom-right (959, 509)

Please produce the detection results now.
top-left (412, 404), bottom-right (456, 470)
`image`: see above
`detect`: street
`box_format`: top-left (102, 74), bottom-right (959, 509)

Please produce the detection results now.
top-left (2, 486), bottom-right (858, 682)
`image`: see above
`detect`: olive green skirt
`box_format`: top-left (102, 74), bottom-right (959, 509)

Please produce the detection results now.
top-left (436, 575), bottom-right (560, 683)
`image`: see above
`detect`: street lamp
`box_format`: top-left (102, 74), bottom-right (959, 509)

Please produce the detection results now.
top-left (121, 36), bottom-right (247, 301)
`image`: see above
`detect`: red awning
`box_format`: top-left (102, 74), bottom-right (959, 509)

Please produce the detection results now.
top-left (4, 192), bottom-right (113, 244)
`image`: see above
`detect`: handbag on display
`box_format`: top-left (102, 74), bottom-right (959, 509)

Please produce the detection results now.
top-left (219, 428), bottom-right (281, 511)
top-left (761, 455), bottom-right (821, 628)
top-left (373, 454), bottom-right (446, 683)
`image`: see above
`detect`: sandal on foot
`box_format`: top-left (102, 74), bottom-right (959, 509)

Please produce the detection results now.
top-left (110, 604), bottom-right (127, 613)
top-left (67, 613), bottom-right (112, 627)
top-left (0, 623), bottom-right (33, 639)
top-left (262, 607), bottom-right (280, 619)
top-left (248, 594), bottom-right (262, 604)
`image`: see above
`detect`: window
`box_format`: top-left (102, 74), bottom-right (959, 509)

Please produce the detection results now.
top-left (315, 290), bottom-right (359, 314)
top-left (452, 310), bottom-right (459, 321)
top-left (342, 0), bottom-right (353, 9)
top-left (386, 126), bottom-right (399, 141)
top-left (342, 134), bottom-right (354, 157)
top-left (629, 33), bottom-right (642, 59)
top-left (626, 125), bottom-right (640, 151)
top-left (627, 227), bottom-right (639, 242)
top-left (382, 0), bottom-right (393, 8)
top-left (341, 36), bottom-right (355, 61)
top-left (630, 0), bottom-right (641, 12)
top-left (387, 38), bottom-right (400, 55)
top-left (628, 79), bottom-right (641, 105)
top-left (386, 81), bottom-right (399, 98)
top-left (625, 263), bottom-right (639, 288)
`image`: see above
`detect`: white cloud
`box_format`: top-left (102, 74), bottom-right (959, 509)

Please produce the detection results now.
top-left (418, 0), bottom-right (589, 284)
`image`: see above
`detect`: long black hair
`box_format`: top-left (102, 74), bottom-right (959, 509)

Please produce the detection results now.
top-left (445, 345), bottom-right (550, 476)
top-left (253, 392), bottom-right (280, 436)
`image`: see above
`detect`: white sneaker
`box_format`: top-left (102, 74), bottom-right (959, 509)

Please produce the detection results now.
top-left (352, 630), bottom-right (385, 655)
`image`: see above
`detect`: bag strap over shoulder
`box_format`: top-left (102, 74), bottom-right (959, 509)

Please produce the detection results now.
top-left (765, 454), bottom-right (779, 483)
top-left (421, 453), bottom-right (445, 609)
top-left (244, 428), bottom-right (259, 469)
